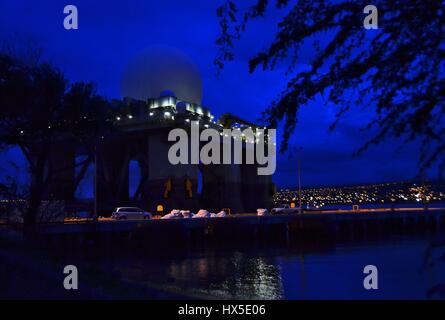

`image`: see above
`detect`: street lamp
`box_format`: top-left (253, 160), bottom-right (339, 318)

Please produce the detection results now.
top-left (297, 147), bottom-right (303, 213)
top-left (94, 143), bottom-right (98, 221)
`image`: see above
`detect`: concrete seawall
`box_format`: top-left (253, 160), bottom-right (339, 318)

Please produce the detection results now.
top-left (30, 209), bottom-right (445, 250)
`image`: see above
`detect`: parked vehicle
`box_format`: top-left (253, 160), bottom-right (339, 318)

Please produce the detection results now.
top-left (271, 204), bottom-right (299, 215)
top-left (111, 207), bottom-right (152, 220)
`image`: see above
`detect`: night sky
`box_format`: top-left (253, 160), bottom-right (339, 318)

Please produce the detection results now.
top-left (0, 0), bottom-right (435, 191)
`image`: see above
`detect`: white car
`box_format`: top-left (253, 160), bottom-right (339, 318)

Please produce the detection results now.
top-left (271, 204), bottom-right (298, 215)
top-left (111, 207), bottom-right (152, 220)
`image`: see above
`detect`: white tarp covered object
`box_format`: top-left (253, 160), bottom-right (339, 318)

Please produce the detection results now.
top-left (180, 210), bottom-right (193, 218)
top-left (162, 209), bottom-right (227, 219)
top-left (161, 209), bottom-right (181, 219)
top-left (257, 208), bottom-right (269, 216)
top-left (192, 209), bottom-right (210, 218)
top-left (216, 210), bottom-right (227, 217)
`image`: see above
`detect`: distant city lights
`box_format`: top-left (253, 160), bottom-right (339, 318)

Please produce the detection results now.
top-left (273, 182), bottom-right (445, 208)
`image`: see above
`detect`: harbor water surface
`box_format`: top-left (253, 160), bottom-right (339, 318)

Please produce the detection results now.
top-left (78, 234), bottom-right (445, 300)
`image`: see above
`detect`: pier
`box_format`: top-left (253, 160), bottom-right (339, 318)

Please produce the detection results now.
top-left (27, 208), bottom-right (445, 249)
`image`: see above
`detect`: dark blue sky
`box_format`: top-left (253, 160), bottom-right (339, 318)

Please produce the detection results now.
top-left (0, 0), bottom-right (434, 189)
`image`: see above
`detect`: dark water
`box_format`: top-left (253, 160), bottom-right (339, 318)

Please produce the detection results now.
top-left (100, 235), bottom-right (445, 300)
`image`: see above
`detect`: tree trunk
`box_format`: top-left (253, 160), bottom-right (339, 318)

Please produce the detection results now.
top-left (23, 156), bottom-right (45, 236)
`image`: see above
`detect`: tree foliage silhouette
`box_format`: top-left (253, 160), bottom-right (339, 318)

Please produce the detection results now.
top-left (0, 53), bottom-right (112, 228)
top-left (215, 0), bottom-right (444, 174)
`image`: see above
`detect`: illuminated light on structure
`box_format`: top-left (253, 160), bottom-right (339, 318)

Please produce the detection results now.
top-left (127, 114), bottom-right (133, 119)
top-left (164, 111), bottom-right (171, 118)
top-left (149, 112), bottom-right (154, 116)
top-left (196, 107), bottom-right (203, 115)
top-left (160, 97), bottom-right (175, 108)
top-left (186, 104), bottom-right (195, 113)
top-left (156, 204), bottom-right (164, 212)
top-left (116, 116), bottom-right (121, 121)
top-left (204, 124), bottom-right (209, 128)
top-left (185, 119), bottom-right (190, 122)
top-left (149, 101), bottom-right (160, 109)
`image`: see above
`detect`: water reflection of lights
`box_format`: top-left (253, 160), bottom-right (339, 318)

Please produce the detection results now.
top-left (165, 252), bottom-right (283, 299)
top-left (250, 257), bottom-right (283, 300)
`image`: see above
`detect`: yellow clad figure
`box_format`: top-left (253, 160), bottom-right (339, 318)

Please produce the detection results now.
top-left (185, 178), bottom-right (193, 198)
top-left (164, 178), bottom-right (172, 199)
